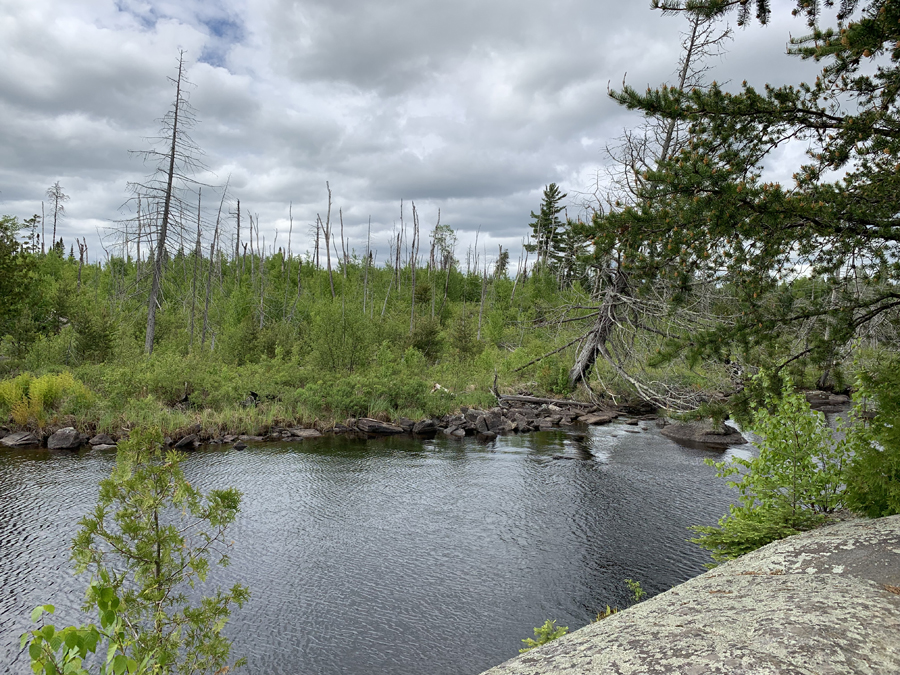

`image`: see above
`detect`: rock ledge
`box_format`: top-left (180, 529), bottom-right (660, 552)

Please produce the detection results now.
top-left (481, 515), bottom-right (900, 675)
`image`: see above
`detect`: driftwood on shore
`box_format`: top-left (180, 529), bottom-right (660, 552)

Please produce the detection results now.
top-left (497, 394), bottom-right (599, 408)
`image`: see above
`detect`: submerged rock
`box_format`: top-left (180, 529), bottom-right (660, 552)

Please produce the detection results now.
top-left (289, 428), bottom-right (322, 439)
top-left (578, 413), bottom-right (615, 425)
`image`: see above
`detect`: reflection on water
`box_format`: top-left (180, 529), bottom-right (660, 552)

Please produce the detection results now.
top-left (0, 424), bottom-right (743, 675)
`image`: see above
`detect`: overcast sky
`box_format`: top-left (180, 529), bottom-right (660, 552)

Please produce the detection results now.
top-left (0, 0), bottom-right (828, 267)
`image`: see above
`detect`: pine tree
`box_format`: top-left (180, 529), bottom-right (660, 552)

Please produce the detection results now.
top-left (581, 0), bottom-right (900, 378)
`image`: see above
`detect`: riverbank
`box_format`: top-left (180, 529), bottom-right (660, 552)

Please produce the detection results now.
top-left (480, 514), bottom-right (900, 675)
top-left (0, 394), bottom-right (666, 451)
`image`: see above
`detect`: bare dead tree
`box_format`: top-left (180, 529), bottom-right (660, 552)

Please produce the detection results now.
top-left (190, 188), bottom-right (202, 348)
top-left (127, 51), bottom-right (206, 355)
top-left (409, 202), bottom-right (421, 334)
top-left (563, 14), bottom-right (733, 403)
top-left (321, 182), bottom-right (335, 299)
top-left (363, 216), bottom-right (371, 315)
top-left (76, 238), bottom-right (87, 289)
top-left (202, 180), bottom-right (228, 348)
top-left (46, 182), bottom-right (69, 251)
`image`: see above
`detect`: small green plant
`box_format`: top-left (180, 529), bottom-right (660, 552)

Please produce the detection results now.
top-left (0, 371), bottom-right (94, 427)
top-left (519, 620), bottom-right (568, 653)
top-left (28, 427), bottom-right (251, 675)
top-left (593, 578), bottom-right (646, 622)
top-left (625, 578), bottom-right (645, 603)
top-left (593, 605), bottom-right (618, 622)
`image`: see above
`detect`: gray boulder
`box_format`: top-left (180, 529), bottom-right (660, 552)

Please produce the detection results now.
top-left (89, 433), bottom-right (116, 446)
top-left (1, 431), bottom-right (41, 448)
top-left (412, 419), bottom-right (438, 435)
top-left (47, 427), bottom-right (83, 450)
top-left (660, 420), bottom-right (747, 448)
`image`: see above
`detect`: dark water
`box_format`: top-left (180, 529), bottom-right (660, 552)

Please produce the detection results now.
top-left (0, 423), bottom-right (750, 675)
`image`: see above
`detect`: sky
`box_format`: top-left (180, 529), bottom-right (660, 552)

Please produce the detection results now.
top-left (0, 0), bottom-right (830, 269)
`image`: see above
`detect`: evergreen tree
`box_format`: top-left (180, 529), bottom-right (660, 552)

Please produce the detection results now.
top-left (525, 183), bottom-right (567, 269)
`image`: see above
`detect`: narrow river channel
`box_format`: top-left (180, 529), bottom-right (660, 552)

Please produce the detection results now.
top-left (0, 422), bottom-right (750, 674)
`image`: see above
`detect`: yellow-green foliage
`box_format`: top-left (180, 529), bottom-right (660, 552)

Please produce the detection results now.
top-left (0, 371), bottom-right (94, 426)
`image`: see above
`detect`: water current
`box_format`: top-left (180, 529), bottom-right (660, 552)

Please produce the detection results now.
top-left (0, 422), bottom-right (751, 675)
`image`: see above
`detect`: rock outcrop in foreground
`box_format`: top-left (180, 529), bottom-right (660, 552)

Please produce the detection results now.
top-left (481, 515), bottom-right (900, 675)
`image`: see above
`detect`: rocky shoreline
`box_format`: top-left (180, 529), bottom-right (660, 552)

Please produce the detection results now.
top-left (3, 388), bottom-right (849, 453)
top-left (0, 395), bottom-right (667, 452)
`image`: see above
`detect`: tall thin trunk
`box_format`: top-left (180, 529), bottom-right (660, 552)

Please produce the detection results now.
top-left (235, 199), bottom-right (241, 260)
top-left (136, 195), bottom-right (143, 281)
top-left (41, 202), bottom-right (45, 254)
top-left (202, 185), bottom-right (226, 348)
top-left (363, 217), bottom-right (371, 315)
top-left (477, 270), bottom-right (487, 340)
top-left (323, 182), bottom-right (335, 299)
top-left (190, 188), bottom-right (201, 348)
top-left (409, 203), bottom-right (419, 334)
top-left (145, 52), bottom-right (186, 355)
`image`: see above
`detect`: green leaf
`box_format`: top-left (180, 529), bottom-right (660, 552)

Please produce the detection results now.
top-left (112, 654), bottom-right (127, 675)
top-left (101, 610), bottom-right (116, 629)
top-left (29, 641), bottom-right (43, 661)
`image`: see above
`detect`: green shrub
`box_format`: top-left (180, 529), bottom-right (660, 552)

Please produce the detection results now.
top-left (844, 360), bottom-right (900, 517)
top-left (692, 373), bottom-right (849, 563)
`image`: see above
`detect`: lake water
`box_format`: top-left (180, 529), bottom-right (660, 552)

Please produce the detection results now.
top-left (0, 423), bottom-right (750, 674)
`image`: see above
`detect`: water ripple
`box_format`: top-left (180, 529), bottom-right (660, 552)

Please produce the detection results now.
top-left (1, 426), bottom-right (740, 675)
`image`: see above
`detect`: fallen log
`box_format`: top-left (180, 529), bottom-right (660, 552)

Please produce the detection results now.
top-left (498, 395), bottom-right (597, 408)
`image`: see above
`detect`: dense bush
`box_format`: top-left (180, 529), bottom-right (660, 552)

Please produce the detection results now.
top-left (844, 360), bottom-right (900, 518)
top-left (691, 375), bottom-right (850, 563)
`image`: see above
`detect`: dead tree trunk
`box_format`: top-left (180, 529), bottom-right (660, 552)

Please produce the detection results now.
top-left (323, 182), bottom-right (335, 299)
top-left (144, 53), bottom-right (187, 355)
top-left (567, 268), bottom-right (626, 389)
top-left (190, 188), bottom-right (201, 348)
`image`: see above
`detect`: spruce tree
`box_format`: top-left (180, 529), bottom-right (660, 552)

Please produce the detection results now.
top-left (525, 183), bottom-right (567, 269)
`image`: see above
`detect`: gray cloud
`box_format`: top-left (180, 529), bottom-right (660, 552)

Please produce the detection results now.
top-left (0, 0), bottom-right (834, 268)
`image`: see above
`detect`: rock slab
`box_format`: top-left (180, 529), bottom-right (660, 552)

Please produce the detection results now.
top-left (1, 431), bottom-right (41, 448)
top-left (480, 515), bottom-right (900, 675)
top-left (356, 418), bottom-right (404, 435)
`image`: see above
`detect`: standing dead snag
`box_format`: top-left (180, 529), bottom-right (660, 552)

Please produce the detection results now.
top-left (128, 50), bottom-right (205, 355)
top-left (46, 182), bottom-right (69, 251)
